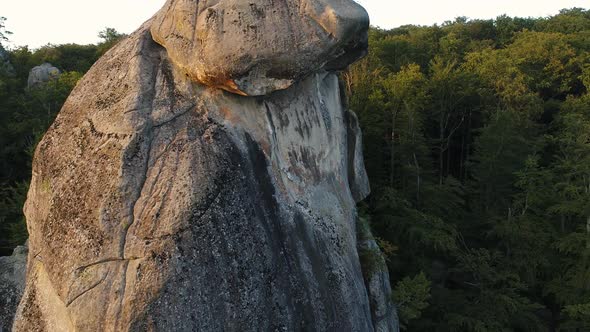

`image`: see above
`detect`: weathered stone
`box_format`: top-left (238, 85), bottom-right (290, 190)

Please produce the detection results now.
top-left (0, 45), bottom-right (14, 76)
top-left (13, 0), bottom-right (398, 330)
top-left (357, 223), bottom-right (400, 332)
top-left (0, 243), bottom-right (27, 332)
top-left (151, 0), bottom-right (369, 96)
top-left (27, 63), bottom-right (61, 88)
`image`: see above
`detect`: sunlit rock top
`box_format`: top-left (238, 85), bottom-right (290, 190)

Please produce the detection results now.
top-left (151, 0), bottom-right (369, 96)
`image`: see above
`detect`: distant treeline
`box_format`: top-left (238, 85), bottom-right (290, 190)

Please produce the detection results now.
top-left (345, 7), bottom-right (590, 331)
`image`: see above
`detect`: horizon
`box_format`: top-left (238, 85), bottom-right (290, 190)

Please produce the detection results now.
top-left (2, 0), bottom-right (589, 49)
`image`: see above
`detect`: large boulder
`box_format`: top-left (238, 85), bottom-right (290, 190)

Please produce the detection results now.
top-left (151, 0), bottom-right (369, 96)
top-left (0, 243), bottom-right (27, 332)
top-left (27, 63), bottom-right (61, 88)
top-left (13, 0), bottom-right (398, 331)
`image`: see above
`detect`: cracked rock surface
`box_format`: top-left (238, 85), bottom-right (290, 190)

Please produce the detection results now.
top-left (12, 0), bottom-right (398, 331)
top-left (0, 244), bottom-right (27, 331)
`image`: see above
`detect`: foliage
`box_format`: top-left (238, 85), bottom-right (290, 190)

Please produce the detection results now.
top-left (97, 27), bottom-right (126, 56)
top-left (0, 181), bottom-right (29, 250)
top-left (346, 7), bottom-right (590, 331)
top-left (393, 272), bottom-right (431, 328)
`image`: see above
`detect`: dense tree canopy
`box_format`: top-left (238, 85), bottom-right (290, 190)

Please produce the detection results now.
top-left (346, 7), bottom-right (590, 331)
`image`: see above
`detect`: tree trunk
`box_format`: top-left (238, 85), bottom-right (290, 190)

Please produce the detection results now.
top-left (439, 115), bottom-right (445, 186)
top-left (464, 111), bottom-right (472, 181)
top-left (414, 153), bottom-right (421, 205)
top-left (507, 207), bottom-right (512, 257)
top-left (390, 112), bottom-right (397, 187)
top-left (446, 139), bottom-right (452, 177)
top-left (460, 121), bottom-right (466, 182)
top-left (561, 215), bottom-right (565, 233)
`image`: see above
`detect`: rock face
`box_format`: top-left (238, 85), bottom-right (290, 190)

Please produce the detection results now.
top-left (27, 63), bottom-right (61, 88)
top-left (151, 0), bottom-right (369, 96)
top-left (13, 0), bottom-right (398, 331)
top-left (357, 220), bottom-right (400, 332)
top-left (0, 243), bottom-right (27, 332)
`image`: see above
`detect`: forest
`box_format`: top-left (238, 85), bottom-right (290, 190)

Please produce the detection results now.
top-left (1, 8), bottom-right (590, 331)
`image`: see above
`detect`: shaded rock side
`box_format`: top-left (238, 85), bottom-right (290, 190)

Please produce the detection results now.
top-left (13, 0), bottom-right (397, 330)
top-left (0, 244), bottom-right (27, 332)
top-left (357, 219), bottom-right (400, 332)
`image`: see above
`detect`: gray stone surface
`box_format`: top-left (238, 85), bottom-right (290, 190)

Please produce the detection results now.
top-left (0, 243), bottom-right (27, 332)
top-left (151, 0), bottom-right (369, 96)
top-left (359, 235), bottom-right (400, 332)
top-left (12, 0), bottom-right (398, 330)
top-left (27, 63), bottom-right (61, 88)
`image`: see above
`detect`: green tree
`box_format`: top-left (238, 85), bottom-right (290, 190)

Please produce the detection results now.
top-left (0, 16), bottom-right (12, 45)
top-left (347, 9), bottom-right (590, 330)
top-left (97, 27), bottom-right (126, 56)
top-left (394, 272), bottom-right (431, 329)
top-left (381, 63), bottom-right (427, 187)
top-left (544, 90), bottom-right (590, 329)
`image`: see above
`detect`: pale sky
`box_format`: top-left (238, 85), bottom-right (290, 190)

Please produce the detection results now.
top-left (2, 0), bottom-right (589, 49)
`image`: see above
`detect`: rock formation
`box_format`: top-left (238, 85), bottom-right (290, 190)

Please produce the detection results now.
top-left (0, 243), bottom-right (27, 332)
top-left (13, 0), bottom-right (398, 330)
top-left (27, 63), bottom-right (61, 88)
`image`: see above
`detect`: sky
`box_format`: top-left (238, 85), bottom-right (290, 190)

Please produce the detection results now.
top-left (2, 0), bottom-right (589, 49)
